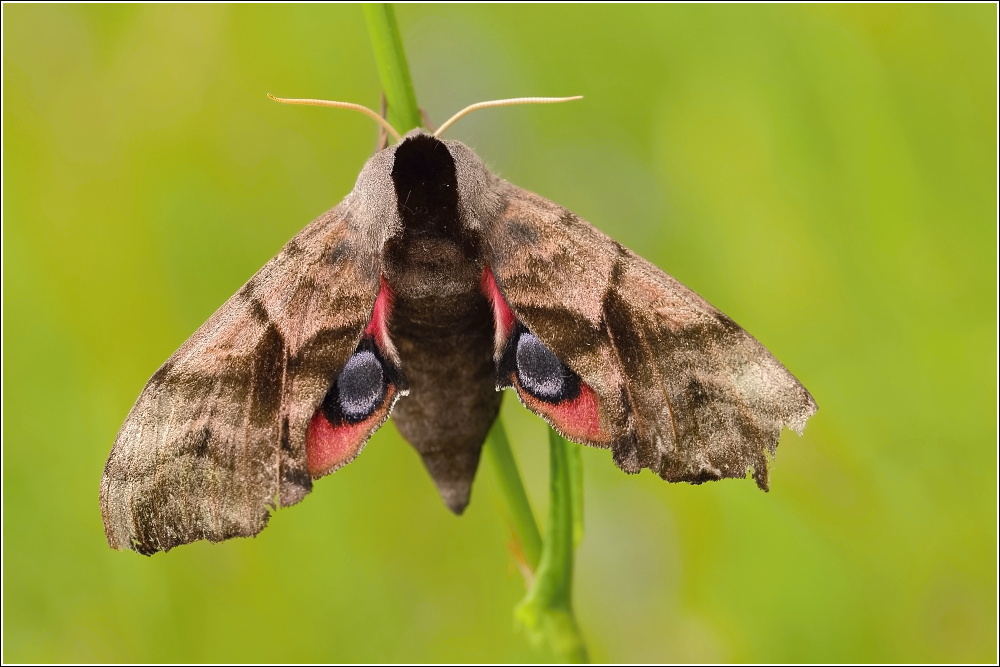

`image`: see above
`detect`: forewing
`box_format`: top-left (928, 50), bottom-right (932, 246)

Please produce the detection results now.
top-left (484, 184), bottom-right (817, 489)
top-left (100, 203), bottom-right (383, 554)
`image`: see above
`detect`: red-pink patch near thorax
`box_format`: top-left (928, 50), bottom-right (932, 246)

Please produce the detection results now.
top-left (481, 266), bottom-right (515, 355)
top-left (364, 276), bottom-right (397, 360)
top-left (514, 379), bottom-right (610, 446)
top-left (306, 387), bottom-right (395, 477)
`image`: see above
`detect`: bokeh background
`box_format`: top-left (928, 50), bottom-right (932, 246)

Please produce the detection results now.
top-left (4, 4), bottom-right (996, 663)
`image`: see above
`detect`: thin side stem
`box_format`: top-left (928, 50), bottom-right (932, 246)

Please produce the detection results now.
top-left (567, 437), bottom-right (584, 548)
top-left (486, 420), bottom-right (543, 570)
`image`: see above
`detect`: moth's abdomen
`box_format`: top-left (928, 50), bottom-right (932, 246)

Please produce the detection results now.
top-left (383, 238), bottom-right (500, 514)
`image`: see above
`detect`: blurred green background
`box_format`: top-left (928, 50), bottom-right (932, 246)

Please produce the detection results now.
top-left (4, 4), bottom-right (996, 663)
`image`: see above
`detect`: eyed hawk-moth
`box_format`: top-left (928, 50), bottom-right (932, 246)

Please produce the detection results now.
top-left (100, 97), bottom-right (817, 555)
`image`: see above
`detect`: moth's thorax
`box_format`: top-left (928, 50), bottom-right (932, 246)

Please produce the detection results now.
top-left (384, 204), bottom-right (488, 336)
top-left (384, 132), bottom-right (488, 311)
top-left (388, 134), bottom-right (476, 253)
top-left (385, 239), bottom-right (483, 303)
top-left (392, 134), bottom-right (458, 236)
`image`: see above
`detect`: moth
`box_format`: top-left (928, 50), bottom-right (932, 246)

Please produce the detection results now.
top-left (101, 95), bottom-right (817, 555)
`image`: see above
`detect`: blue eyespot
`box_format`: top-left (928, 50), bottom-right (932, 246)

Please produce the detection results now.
top-left (515, 332), bottom-right (574, 402)
top-left (335, 350), bottom-right (385, 422)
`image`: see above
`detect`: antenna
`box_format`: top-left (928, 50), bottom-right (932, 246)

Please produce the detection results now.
top-left (433, 96), bottom-right (583, 138)
top-left (267, 94), bottom-right (584, 143)
top-left (267, 94), bottom-right (402, 142)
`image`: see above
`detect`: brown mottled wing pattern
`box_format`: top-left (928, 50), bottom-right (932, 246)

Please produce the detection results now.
top-left (484, 184), bottom-right (817, 489)
top-left (100, 202), bottom-right (381, 554)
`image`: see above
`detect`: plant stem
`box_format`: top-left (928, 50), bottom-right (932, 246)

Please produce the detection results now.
top-left (486, 420), bottom-right (543, 570)
top-left (363, 4), bottom-right (422, 133)
top-left (567, 436), bottom-right (584, 548)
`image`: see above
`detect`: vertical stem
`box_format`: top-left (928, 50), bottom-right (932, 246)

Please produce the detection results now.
top-left (486, 420), bottom-right (543, 570)
top-left (363, 3), bottom-right (422, 133)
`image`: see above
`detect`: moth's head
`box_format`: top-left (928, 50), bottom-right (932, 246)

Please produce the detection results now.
top-left (266, 94), bottom-right (582, 232)
top-left (393, 129), bottom-right (506, 230)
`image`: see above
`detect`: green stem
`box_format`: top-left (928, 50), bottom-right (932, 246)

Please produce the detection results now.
top-left (363, 4), bottom-right (422, 133)
top-left (515, 430), bottom-right (590, 663)
top-left (486, 420), bottom-right (543, 570)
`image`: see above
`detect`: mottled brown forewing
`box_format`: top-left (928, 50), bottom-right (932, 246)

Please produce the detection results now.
top-left (100, 203), bottom-right (381, 554)
top-left (484, 183), bottom-right (817, 489)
